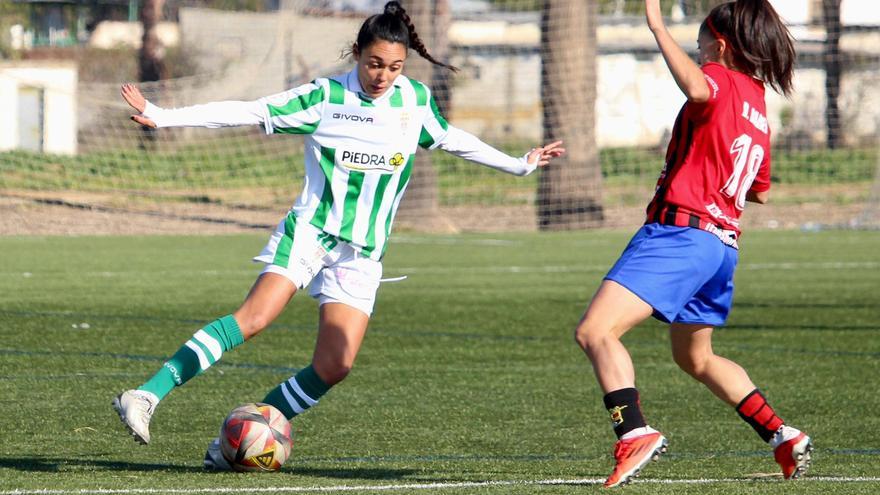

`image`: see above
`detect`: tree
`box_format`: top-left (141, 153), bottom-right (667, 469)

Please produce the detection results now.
top-left (395, 0), bottom-right (453, 231)
top-left (822, 0), bottom-right (842, 149)
top-left (140, 0), bottom-right (167, 82)
top-left (538, 0), bottom-right (604, 229)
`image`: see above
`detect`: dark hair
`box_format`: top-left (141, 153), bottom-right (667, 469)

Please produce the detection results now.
top-left (354, 1), bottom-right (457, 72)
top-left (701, 0), bottom-right (795, 96)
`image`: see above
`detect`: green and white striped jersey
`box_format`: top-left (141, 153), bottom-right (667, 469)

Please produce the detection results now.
top-left (143, 68), bottom-right (535, 261)
top-left (259, 69), bottom-right (450, 259)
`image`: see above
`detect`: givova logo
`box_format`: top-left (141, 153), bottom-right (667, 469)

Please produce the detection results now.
top-left (164, 362), bottom-right (182, 385)
top-left (333, 112), bottom-right (374, 124)
top-left (339, 149), bottom-right (406, 173)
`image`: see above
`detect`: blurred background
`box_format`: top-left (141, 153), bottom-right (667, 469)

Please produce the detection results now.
top-left (0, 0), bottom-right (878, 235)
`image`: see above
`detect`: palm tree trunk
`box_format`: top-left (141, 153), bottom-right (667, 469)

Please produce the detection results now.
top-left (538, 0), bottom-right (604, 229)
top-left (139, 0), bottom-right (166, 82)
top-left (396, 0), bottom-right (453, 232)
top-left (822, 0), bottom-right (842, 149)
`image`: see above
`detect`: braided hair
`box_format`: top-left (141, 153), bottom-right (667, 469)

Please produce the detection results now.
top-left (355, 1), bottom-right (458, 72)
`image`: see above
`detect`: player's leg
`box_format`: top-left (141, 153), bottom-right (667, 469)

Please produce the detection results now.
top-left (669, 323), bottom-right (754, 405)
top-left (671, 235), bottom-right (813, 481)
top-left (576, 225), bottom-right (732, 487)
top-left (261, 302), bottom-right (370, 420)
top-left (259, 243), bottom-right (380, 421)
top-left (205, 302), bottom-right (370, 470)
top-left (206, 244), bottom-right (381, 469)
top-left (114, 212), bottom-right (318, 444)
top-left (669, 323), bottom-right (812, 478)
top-left (574, 280), bottom-right (666, 488)
top-left (114, 273), bottom-right (297, 444)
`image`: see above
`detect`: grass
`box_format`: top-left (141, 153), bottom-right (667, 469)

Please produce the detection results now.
top-left (0, 229), bottom-right (879, 494)
top-left (2, 142), bottom-right (875, 207)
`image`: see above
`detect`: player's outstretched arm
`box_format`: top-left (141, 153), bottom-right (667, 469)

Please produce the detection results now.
top-left (646, 0), bottom-right (709, 102)
top-left (433, 125), bottom-right (564, 176)
top-left (120, 83), bottom-right (267, 130)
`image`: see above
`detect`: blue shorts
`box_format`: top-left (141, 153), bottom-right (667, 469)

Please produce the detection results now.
top-left (605, 224), bottom-right (739, 326)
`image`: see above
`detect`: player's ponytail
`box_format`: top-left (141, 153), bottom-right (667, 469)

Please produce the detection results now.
top-left (702, 0), bottom-right (795, 96)
top-left (354, 1), bottom-right (458, 72)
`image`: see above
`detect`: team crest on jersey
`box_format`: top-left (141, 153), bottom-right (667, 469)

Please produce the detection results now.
top-left (399, 112), bottom-right (410, 131)
top-left (339, 149), bottom-right (406, 173)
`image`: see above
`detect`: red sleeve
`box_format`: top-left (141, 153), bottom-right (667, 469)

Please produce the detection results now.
top-left (750, 144), bottom-right (772, 193)
top-left (689, 63), bottom-right (731, 121)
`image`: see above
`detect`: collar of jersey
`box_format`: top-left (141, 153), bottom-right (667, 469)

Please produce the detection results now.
top-left (345, 68), bottom-right (401, 105)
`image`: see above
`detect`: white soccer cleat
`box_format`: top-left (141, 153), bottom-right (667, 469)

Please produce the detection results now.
top-left (112, 390), bottom-right (158, 445)
top-left (204, 437), bottom-right (232, 471)
top-left (771, 425), bottom-right (812, 479)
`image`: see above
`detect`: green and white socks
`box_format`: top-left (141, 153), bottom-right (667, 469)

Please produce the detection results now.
top-left (135, 315), bottom-right (331, 421)
top-left (138, 315), bottom-right (244, 400)
top-left (262, 365), bottom-right (331, 420)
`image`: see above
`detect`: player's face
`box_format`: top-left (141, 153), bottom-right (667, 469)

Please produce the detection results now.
top-left (697, 29), bottom-right (721, 65)
top-left (354, 40), bottom-right (407, 98)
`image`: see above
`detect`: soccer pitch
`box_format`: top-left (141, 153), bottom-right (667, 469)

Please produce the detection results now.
top-left (1, 229), bottom-right (878, 494)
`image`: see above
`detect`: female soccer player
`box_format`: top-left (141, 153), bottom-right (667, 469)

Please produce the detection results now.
top-left (574, 0), bottom-right (810, 487)
top-left (113, 1), bottom-right (564, 469)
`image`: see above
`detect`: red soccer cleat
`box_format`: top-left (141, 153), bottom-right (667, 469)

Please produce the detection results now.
top-left (772, 426), bottom-right (812, 479)
top-left (603, 431), bottom-right (668, 488)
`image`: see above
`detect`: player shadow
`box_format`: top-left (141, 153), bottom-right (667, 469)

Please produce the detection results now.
top-left (0, 456), bottom-right (204, 473)
top-left (289, 466), bottom-right (421, 481)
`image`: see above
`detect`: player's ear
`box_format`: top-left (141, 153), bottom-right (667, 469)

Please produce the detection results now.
top-left (716, 38), bottom-right (728, 60)
top-left (352, 43), bottom-right (361, 61)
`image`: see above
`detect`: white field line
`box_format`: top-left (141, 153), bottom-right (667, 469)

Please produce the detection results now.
top-left (2, 261), bottom-right (879, 279)
top-left (4, 477), bottom-right (880, 495)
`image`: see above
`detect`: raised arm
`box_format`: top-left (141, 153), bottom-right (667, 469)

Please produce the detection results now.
top-left (646, 0), bottom-right (710, 102)
top-left (121, 83), bottom-right (268, 130)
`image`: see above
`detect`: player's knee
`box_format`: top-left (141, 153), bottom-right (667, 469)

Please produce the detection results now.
top-left (313, 357), bottom-right (354, 386)
top-left (574, 321), bottom-right (610, 355)
top-left (573, 325), bottom-right (591, 350)
top-left (235, 312), bottom-right (273, 338)
top-left (674, 351), bottom-right (709, 378)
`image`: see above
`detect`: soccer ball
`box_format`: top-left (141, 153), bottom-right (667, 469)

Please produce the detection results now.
top-left (220, 403), bottom-right (292, 472)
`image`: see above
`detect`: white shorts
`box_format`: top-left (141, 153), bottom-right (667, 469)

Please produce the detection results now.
top-left (254, 211), bottom-right (382, 316)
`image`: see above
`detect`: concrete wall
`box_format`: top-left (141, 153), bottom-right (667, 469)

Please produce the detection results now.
top-left (114, 8), bottom-right (880, 149)
top-left (0, 62), bottom-right (78, 155)
top-left (178, 7), bottom-right (359, 95)
top-left (88, 21), bottom-right (180, 50)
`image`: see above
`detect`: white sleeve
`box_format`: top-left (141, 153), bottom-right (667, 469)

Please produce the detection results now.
top-left (142, 100), bottom-right (270, 132)
top-left (435, 125), bottom-right (537, 176)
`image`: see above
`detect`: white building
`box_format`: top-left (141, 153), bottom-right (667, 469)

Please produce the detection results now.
top-left (0, 61), bottom-right (78, 155)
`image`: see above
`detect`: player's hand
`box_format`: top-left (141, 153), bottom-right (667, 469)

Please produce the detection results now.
top-left (121, 83), bottom-right (157, 128)
top-left (645, 0), bottom-right (665, 33)
top-left (527, 140), bottom-right (565, 168)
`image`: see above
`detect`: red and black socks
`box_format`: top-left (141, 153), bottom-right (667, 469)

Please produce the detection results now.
top-left (736, 388), bottom-right (784, 442)
top-left (603, 387), bottom-right (648, 439)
